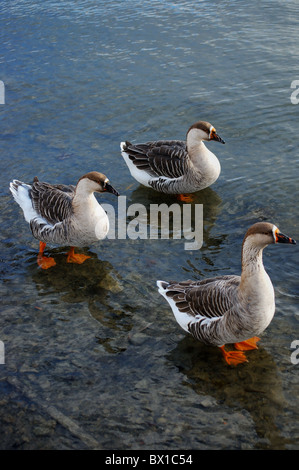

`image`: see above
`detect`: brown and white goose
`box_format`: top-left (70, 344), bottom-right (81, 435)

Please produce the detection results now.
top-left (10, 171), bottom-right (119, 269)
top-left (121, 120), bottom-right (225, 200)
top-left (157, 222), bottom-right (296, 365)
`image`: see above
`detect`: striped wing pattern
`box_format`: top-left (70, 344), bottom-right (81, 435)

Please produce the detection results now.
top-left (165, 276), bottom-right (239, 319)
top-left (29, 179), bottom-right (75, 225)
top-left (165, 276), bottom-right (240, 344)
top-left (123, 140), bottom-right (190, 179)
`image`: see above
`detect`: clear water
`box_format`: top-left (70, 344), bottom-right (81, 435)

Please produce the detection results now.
top-left (0, 0), bottom-right (299, 450)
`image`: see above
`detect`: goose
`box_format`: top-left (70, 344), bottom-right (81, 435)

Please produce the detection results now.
top-left (157, 222), bottom-right (296, 365)
top-left (10, 171), bottom-right (119, 269)
top-left (120, 120), bottom-right (225, 200)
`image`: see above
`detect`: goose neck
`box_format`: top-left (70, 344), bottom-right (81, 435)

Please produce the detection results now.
top-left (241, 241), bottom-right (265, 280)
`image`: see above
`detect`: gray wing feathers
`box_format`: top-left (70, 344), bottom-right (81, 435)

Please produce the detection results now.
top-left (165, 276), bottom-right (240, 345)
top-left (123, 140), bottom-right (189, 179)
top-left (165, 276), bottom-right (240, 319)
top-left (29, 180), bottom-right (74, 225)
top-left (30, 218), bottom-right (69, 244)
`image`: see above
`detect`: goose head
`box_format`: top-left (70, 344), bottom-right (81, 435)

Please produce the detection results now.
top-left (186, 120), bottom-right (225, 147)
top-left (76, 171), bottom-right (119, 196)
top-left (242, 222), bottom-right (296, 255)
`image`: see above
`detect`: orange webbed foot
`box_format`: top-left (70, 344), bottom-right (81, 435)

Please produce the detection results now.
top-left (234, 337), bottom-right (260, 351)
top-left (37, 241), bottom-right (56, 269)
top-left (66, 247), bottom-right (90, 264)
top-left (219, 345), bottom-right (248, 366)
top-left (177, 194), bottom-right (194, 202)
top-left (37, 255), bottom-right (56, 269)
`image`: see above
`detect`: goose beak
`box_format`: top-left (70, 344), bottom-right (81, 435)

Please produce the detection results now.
top-left (104, 182), bottom-right (120, 196)
top-left (275, 231), bottom-right (296, 244)
top-left (210, 129), bottom-right (225, 144)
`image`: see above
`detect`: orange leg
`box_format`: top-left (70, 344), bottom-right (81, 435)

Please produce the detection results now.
top-left (234, 336), bottom-right (260, 351)
top-left (177, 194), bottom-right (195, 203)
top-left (37, 241), bottom-right (56, 269)
top-left (219, 345), bottom-right (248, 366)
top-left (66, 246), bottom-right (90, 264)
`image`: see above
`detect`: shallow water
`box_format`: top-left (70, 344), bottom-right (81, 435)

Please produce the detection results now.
top-left (0, 0), bottom-right (299, 450)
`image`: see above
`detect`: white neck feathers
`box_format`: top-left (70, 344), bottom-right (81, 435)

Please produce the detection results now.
top-left (241, 238), bottom-right (265, 277)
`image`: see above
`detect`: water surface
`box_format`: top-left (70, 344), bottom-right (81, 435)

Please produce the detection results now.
top-left (0, 0), bottom-right (299, 450)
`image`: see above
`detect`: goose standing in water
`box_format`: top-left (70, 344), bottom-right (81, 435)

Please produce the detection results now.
top-left (10, 171), bottom-right (119, 269)
top-left (157, 222), bottom-right (296, 365)
top-left (121, 120), bottom-right (225, 200)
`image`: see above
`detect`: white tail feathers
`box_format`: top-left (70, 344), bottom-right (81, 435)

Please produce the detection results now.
top-left (156, 280), bottom-right (169, 295)
top-left (9, 180), bottom-right (37, 223)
